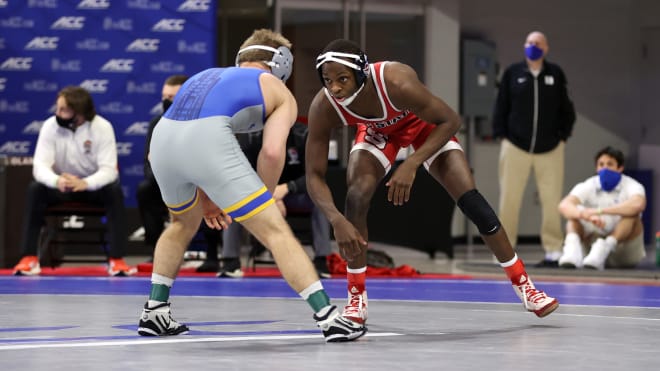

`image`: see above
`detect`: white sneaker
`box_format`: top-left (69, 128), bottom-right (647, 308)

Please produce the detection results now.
top-left (582, 238), bottom-right (611, 270)
top-left (314, 305), bottom-right (367, 343)
top-left (558, 243), bottom-right (583, 268)
top-left (129, 226), bottom-right (145, 241)
top-left (138, 302), bottom-right (189, 336)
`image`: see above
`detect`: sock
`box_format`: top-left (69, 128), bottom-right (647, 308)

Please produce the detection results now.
top-left (347, 266), bottom-right (367, 294)
top-left (148, 273), bottom-right (174, 306)
top-left (500, 254), bottom-right (527, 284)
top-left (299, 280), bottom-right (331, 313)
top-left (604, 236), bottom-right (618, 253)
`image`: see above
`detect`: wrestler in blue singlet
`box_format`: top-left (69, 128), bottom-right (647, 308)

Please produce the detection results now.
top-left (150, 67), bottom-right (275, 221)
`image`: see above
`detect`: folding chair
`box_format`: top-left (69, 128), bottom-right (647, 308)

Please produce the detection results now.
top-left (38, 201), bottom-right (109, 268)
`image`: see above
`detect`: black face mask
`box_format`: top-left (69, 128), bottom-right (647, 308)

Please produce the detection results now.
top-left (56, 115), bottom-right (76, 130)
top-left (162, 99), bottom-right (173, 113)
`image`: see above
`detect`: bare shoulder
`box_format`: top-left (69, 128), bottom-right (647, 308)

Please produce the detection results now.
top-left (308, 89), bottom-right (341, 130)
top-left (259, 72), bottom-right (295, 111)
top-left (259, 72), bottom-right (290, 95)
top-left (383, 61), bottom-right (419, 86)
top-left (382, 62), bottom-right (426, 108)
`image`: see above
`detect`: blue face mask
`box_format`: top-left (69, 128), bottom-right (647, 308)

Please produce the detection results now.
top-left (598, 168), bottom-right (622, 192)
top-left (525, 45), bottom-right (544, 61)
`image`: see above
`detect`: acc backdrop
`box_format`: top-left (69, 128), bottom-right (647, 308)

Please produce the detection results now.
top-left (0, 0), bottom-right (216, 206)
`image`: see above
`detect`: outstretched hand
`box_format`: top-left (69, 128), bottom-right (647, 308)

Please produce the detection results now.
top-left (385, 161), bottom-right (417, 205)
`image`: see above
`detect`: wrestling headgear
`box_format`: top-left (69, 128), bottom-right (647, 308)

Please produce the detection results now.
top-left (316, 51), bottom-right (370, 106)
top-left (235, 44), bottom-right (294, 83)
top-left (315, 51), bottom-right (369, 87)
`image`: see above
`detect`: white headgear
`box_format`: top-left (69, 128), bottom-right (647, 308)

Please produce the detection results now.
top-left (315, 51), bottom-right (369, 87)
top-left (235, 45), bottom-right (294, 82)
top-left (315, 51), bottom-right (370, 107)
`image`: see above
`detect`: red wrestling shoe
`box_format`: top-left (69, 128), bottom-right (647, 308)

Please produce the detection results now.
top-left (342, 288), bottom-right (368, 324)
top-left (513, 274), bottom-right (559, 318)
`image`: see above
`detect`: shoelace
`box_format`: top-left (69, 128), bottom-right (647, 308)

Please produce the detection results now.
top-left (344, 293), bottom-right (364, 316)
top-left (523, 285), bottom-right (547, 304)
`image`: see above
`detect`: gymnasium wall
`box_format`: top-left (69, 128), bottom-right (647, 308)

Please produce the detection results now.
top-left (453, 0), bottom-right (657, 240)
top-left (0, 0), bottom-right (217, 207)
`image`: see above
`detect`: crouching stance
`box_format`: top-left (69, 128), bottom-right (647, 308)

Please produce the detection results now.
top-left (306, 39), bottom-right (559, 322)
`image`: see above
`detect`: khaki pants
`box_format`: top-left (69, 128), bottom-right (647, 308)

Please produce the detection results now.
top-left (498, 139), bottom-right (564, 253)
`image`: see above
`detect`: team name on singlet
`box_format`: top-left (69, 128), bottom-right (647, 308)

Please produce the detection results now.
top-left (365, 109), bottom-right (410, 130)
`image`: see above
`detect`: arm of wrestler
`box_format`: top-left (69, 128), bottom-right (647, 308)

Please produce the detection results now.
top-left (306, 90), bottom-right (367, 261)
top-left (384, 62), bottom-right (462, 205)
top-left (258, 73), bottom-right (297, 194)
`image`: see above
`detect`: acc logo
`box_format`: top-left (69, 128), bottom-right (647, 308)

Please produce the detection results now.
top-left (25, 37), bottom-right (59, 50)
top-left (116, 142), bottom-right (133, 156)
top-left (80, 79), bottom-right (109, 93)
top-left (149, 101), bottom-right (163, 116)
top-left (0, 57), bottom-right (32, 71)
top-left (152, 19), bottom-right (185, 32)
top-left (0, 141), bottom-right (31, 154)
top-left (100, 59), bottom-right (134, 73)
top-left (124, 122), bottom-right (149, 135)
top-left (77, 0), bottom-right (110, 9)
top-left (22, 121), bottom-right (44, 134)
top-left (51, 16), bottom-right (85, 30)
top-left (126, 39), bottom-right (160, 52)
top-left (178, 0), bottom-right (210, 11)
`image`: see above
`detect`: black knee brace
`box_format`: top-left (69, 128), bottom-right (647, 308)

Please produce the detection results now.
top-left (456, 189), bottom-right (501, 235)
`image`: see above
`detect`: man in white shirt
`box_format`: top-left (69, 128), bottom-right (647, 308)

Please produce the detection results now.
top-left (12, 86), bottom-right (135, 276)
top-left (557, 146), bottom-right (646, 270)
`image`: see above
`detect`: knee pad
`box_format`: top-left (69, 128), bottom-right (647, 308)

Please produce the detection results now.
top-left (456, 189), bottom-right (501, 235)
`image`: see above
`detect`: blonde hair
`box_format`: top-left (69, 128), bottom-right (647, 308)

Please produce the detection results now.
top-left (236, 28), bottom-right (292, 65)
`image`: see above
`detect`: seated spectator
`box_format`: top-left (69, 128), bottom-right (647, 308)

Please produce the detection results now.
top-left (557, 146), bottom-right (646, 270)
top-left (135, 75), bottom-right (222, 271)
top-left (208, 122), bottom-right (332, 278)
top-left (13, 86), bottom-right (135, 276)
